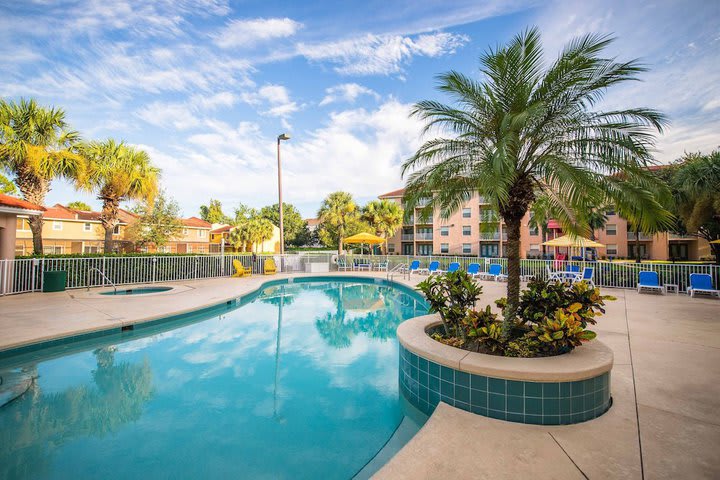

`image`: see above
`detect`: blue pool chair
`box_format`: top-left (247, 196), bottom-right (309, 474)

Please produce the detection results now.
top-left (573, 267), bottom-right (595, 288)
top-left (688, 273), bottom-right (720, 298)
top-left (481, 263), bottom-right (506, 281)
top-left (637, 271), bottom-right (663, 294)
top-left (446, 262), bottom-right (460, 273)
top-left (408, 260), bottom-right (421, 274)
top-left (467, 263), bottom-right (480, 277)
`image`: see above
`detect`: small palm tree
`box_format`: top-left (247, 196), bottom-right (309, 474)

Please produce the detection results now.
top-left (361, 199), bottom-right (404, 253)
top-left (402, 28), bottom-right (671, 336)
top-left (79, 139), bottom-right (159, 252)
top-left (0, 98), bottom-right (85, 253)
top-left (317, 191), bottom-right (358, 254)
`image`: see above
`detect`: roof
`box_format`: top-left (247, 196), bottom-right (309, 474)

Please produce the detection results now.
top-left (0, 193), bottom-right (45, 212)
top-left (378, 188), bottom-right (405, 199)
top-left (547, 220), bottom-right (561, 230)
top-left (211, 225), bottom-right (233, 234)
top-left (182, 216), bottom-right (212, 228)
top-left (39, 204), bottom-right (136, 224)
top-left (305, 218), bottom-right (321, 226)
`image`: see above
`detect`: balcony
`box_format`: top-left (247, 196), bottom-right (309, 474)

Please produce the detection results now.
top-left (415, 216), bottom-right (433, 224)
top-left (668, 232), bottom-right (697, 241)
top-left (478, 196), bottom-right (490, 204)
top-left (416, 197), bottom-right (432, 207)
top-left (415, 233), bottom-right (433, 241)
top-left (627, 232), bottom-right (652, 241)
top-left (479, 211), bottom-right (499, 223)
top-left (403, 215), bottom-right (415, 225)
top-left (479, 231), bottom-right (508, 241)
top-left (401, 234), bottom-right (414, 241)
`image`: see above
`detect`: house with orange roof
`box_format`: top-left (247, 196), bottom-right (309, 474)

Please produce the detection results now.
top-left (0, 193), bottom-right (45, 260)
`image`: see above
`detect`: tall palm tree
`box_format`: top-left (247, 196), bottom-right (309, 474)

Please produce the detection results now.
top-left (79, 139), bottom-right (159, 252)
top-left (317, 191), bottom-right (358, 254)
top-left (402, 28), bottom-right (671, 336)
top-left (0, 98), bottom-right (85, 253)
top-left (361, 199), bottom-right (404, 253)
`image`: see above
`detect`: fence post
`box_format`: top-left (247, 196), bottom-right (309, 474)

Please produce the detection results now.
top-left (152, 257), bottom-right (157, 283)
top-left (102, 256), bottom-right (107, 288)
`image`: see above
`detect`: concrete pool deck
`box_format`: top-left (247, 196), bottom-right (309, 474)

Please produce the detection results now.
top-left (0, 272), bottom-right (718, 479)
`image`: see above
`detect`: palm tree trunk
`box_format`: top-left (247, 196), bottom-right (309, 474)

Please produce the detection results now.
top-left (503, 216), bottom-right (522, 339)
top-left (15, 170), bottom-right (49, 254)
top-left (100, 196), bottom-right (120, 253)
top-left (338, 225), bottom-right (344, 254)
top-left (28, 215), bottom-right (44, 254)
top-left (634, 226), bottom-right (641, 264)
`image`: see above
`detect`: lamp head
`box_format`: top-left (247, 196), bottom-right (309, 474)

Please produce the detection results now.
top-left (278, 133), bottom-right (290, 141)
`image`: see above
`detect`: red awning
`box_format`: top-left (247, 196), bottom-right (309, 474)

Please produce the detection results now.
top-left (547, 220), bottom-right (561, 229)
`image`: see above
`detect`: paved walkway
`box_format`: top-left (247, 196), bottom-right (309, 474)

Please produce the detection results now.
top-left (1, 273), bottom-right (718, 479)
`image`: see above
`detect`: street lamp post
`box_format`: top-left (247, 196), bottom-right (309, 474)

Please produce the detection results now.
top-left (277, 133), bottom-right (290, 255)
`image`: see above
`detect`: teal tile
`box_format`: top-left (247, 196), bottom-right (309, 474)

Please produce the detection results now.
top-left (456, 401), bottom-right (471, 412)
top-left (419, 400), bottom-right (430, 415)
top-left (507, 412), bottom-right (524, 423)
top-left (471, 389), bottom-right (487, 408)
top-left (441, 395), bottom-right (454, 406)
top-left (594, 390), bottom-right (604, 406)
top-left (582, 410), bottom-right (594, 422)
top-left (571, 380), bottom-right (584, 396)
top-left (525, 414), bottom-right (543, 424)
top-left (488, 409), bottom-right (506, 421)
top-left (571, 395), bottom-right (584, 412)
top-left (559, 414), bottom-right (574, 425)
top-left (418, 386), bottom-right (429, 402)
top-left (488, 378), bottom-right (506, 394)
top-left (456, 386), bottom-right (470, 404)
top-left (507, 381), bottom-right (524, 396)
top-left (409, 352), bottom-right (418, 367)
top-left (489, 393), bottom-right (505, 411)
top-left (440, 366), bottom-right (454, 383)
top-left (429, 376), bottom-right (440, 393)
top-left (410, 366), bottom-right (418, 380)
top-left (571, 413), bottom-right (584, 423)
top-left (583, 377), bottom-right (596, 393)
top-left (543, 382), bottom-right (560, 398)
top-left (544, 415), bottom-right (561, 425)
top-left (418, 357), bottom-right (428, 372)
top-left (525, 382), bottom-right (543, 398)
top-left (559, 398), bottom-right (572, 415)
top-left (583, 393), bottom-right (595, 409)
top-left (428, 362), bottom-right (440, 378)
top-left (429, 391), bottom-right (440, 406)
top-left (543, 398), bottom-right (560, 416)
top-left (471, 375), bottom-right (487, 391)
top-left (455, 371), bottom-right (470, 387)
top-left (560, 382), bottom-right (571, 397)
top-left (507, 395), bottom-right (524, 413)
top-left (525, 397), bottom-right (542, 415)
top-left (418, 371), bottom-right (429, 388)
top-left (441, 380), bottom-right (454, 396)
top-left (471, 405), bottom-right (488, 416)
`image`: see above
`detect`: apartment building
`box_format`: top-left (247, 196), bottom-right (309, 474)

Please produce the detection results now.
top-left (379, 189), bottom-right (712, 261)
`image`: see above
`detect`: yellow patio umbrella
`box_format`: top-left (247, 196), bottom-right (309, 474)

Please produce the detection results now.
top-left (710, 239), bottom-right (720, 244)
top-left (542, 234), bottom-right (604, 261)
top-left (343, 232), bottom-right (386, 255)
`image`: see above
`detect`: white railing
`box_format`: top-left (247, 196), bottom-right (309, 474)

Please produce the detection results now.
top-left (415, 233), bottom-right (433, 241)
top-left (401, 234), bottom-right (414, 241)
top-left (1, 253), bottom-right (718, 295)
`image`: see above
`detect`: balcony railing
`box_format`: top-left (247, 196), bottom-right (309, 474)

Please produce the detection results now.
top-left (479, 212), bottom-right (499, 223)
top-left (415, 233), bottom-right (433, 241)
top-left (627, 232), bottom-right (653, 241)
top-left (416, 197), bottom-right (432, 207)
top-left (415, 216), bottom-right (433, 224)
top-left (401, 234), bottom-right (414, 241)
top-left (403, 215), bottom-right (415, 225)
top-left (668, 233), bottom-right (696, 240)
top-left (479, 232), bottom-right (508, 241)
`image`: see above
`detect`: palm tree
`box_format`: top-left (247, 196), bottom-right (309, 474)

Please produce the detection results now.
top-left (0, 98), bottom-right (85, 253)
top-left (402, 28), bottom-right (671, 337)
top-left (317, 191), bottom-right (358, 254)
top-left (361, 199), bottom-right (404, 253)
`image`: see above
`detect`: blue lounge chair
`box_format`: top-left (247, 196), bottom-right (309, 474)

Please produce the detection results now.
top-left (408, 260), bottom-right (420, 274)
top-left (481, 263), bottom-right (506, 281)
top-left (688, 273), bottom-right (720, 298)
top-left (467, 263), bottom-right (480, 277)
top-left (568, 265), bottom-right (580, 273)
top-left (446, 262), bottom-right (460, 273)
top-left (573, 267), bottom-right (595, 288)
top-left (424, 261), bottom-right (440, 275)
top-left (637, 271), bottom-right (663, 294)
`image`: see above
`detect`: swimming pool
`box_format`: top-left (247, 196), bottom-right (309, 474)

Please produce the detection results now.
top-left (0, 277), bottom-right (429, 480)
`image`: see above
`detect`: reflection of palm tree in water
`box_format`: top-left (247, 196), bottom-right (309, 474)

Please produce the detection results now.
top-left (0, 347), bottom-right (154, 479)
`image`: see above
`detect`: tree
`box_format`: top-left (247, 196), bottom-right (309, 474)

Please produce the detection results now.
top-left (402, 28), bottom-right (671, 337)
top-left (230, 205), bottom-right (276, 252)
top-left (199, 199), bottom-right (230, 224)
top-left (67, 200), bottom-right (92, 211)
top-left (126, 191), bottom-right (183, 249)
top-left (0, 172), bottom-right (17, 194)
top-left (0, 98), bottom-right (85, 253)
top-left (289, 222), bottom-right (316, 247)
top-left (528, 195), bottom-right (555, 257)
top-left (260, 203), bottom-right (304, 245)
top-left (79, 139), bottom-right (159, 252)
top-left (361, 199), bottom-right (404, 253)
top-left (249, 217), bottom-right (276, 252)
top-left (670, 150), bottom-right (720, 263)
top-left (317, 191), bottom-right (360, 253)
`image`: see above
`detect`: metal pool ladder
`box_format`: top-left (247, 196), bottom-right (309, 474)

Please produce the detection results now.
top-left (86, 267), bottom-right (117, 294)
top-left (387, 263), bottom-right (408, 281)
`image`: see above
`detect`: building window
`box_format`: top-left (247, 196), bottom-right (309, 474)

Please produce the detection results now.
top-left (440, 243), bottom-right (449, 254)
top-left (198, 230), bottom-right (206, 238)
top-left (462, 243), bottom-right (472, 254)
top-left (43, 245), bottom-right (63, 254)
top-left (84, 222), bottom-right (92, 232)
top-left (388, 244), bottom-right (395, 253)
top-left (52, 221), bottom-right (62, 231)
top-left (607, 244), bottom-right (618, 255)
top-left (113, 225), bottom-right (120, 235)
top-left (440, 226), bottom-right (449, 236)
top-left (187, 245), bottom-right (193, 253)
top-left (530, 244), bottom-right (540, 251)
top-left (606, 208), bottom-right (616, 216)
top-left (462, 208), bottom-right (471, 218)
top-left (529, 224), bottom-right (539, 236)
top-left (417, 244), bottom-right (432, 256)
top-left (183, 228), bottom-right (189, 235)
top-left (16, 218), bottom-right (30, 230)
top-left (83, 245), bottom-right (100, 253)
top-left (606, 224), bottom-right (617, 235)
top-left (462, 225), bottom-right (471, 236)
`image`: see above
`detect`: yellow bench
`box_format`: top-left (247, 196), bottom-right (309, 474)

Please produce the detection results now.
top-left (232, 259), bottom-right (252, 277)
top-left (264, 258), bottom-right (277, 275)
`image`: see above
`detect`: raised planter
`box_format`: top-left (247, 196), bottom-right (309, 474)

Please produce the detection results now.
top-left (398, 314), bottom-right (613, 425)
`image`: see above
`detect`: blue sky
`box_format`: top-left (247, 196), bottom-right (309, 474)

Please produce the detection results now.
top-left (1, 0), bottom-right (718, 218)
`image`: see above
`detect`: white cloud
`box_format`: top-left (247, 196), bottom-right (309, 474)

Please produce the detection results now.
top-left (319, 83), bottom-right (380, 106)
top-left (296, 31), bottom-right (468, 75)
top-left (134, 92), bottom-right (239, 130)
top-left (214, 17), bottom-right (302, 48)
top-left (241, 84), bottom-right (299, 117)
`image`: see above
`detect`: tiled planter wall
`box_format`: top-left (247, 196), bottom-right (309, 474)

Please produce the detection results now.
top-left (399, 344), bottom-right (611, 425)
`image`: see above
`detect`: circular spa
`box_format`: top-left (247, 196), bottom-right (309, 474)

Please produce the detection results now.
top-left (0, 277), bottom-right (429, 480)
top-left (397, 315), bottom-right (614, 425)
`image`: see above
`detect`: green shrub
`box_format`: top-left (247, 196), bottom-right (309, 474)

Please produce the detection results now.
top-left (416, 271), bottom-right (482, 340)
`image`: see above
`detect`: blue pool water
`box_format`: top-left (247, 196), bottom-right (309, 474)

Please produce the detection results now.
top-left (0, 278), bottom-right (429, 480)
